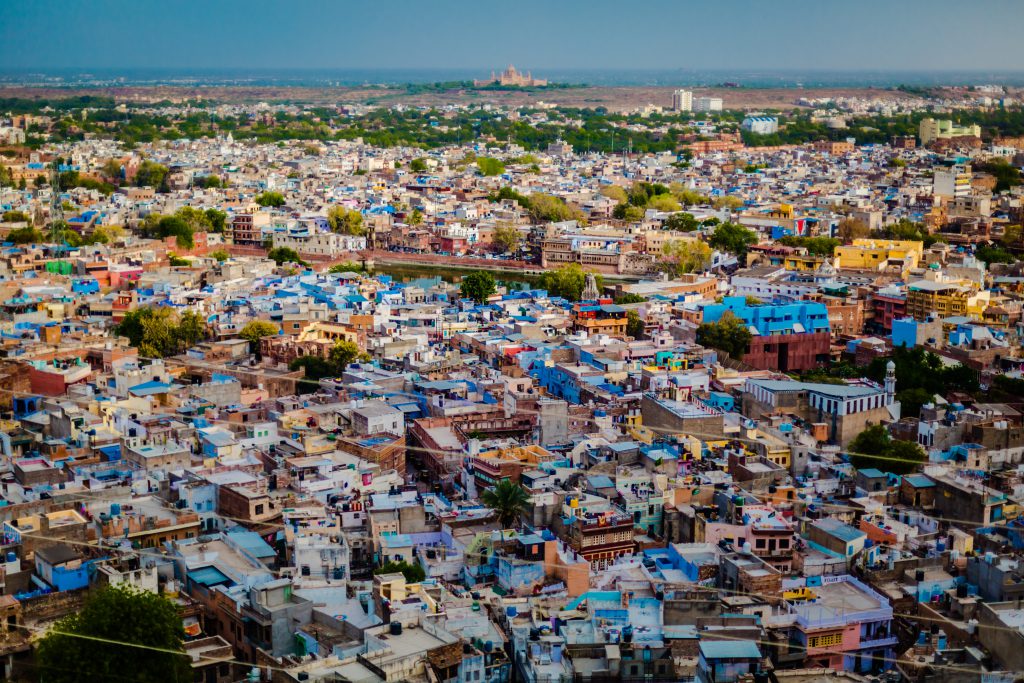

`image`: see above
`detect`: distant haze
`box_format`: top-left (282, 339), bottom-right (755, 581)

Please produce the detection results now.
top-left (3, 0), bottom-right (1023, 74)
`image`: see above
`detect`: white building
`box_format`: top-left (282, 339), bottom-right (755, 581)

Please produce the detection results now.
top-left (933, 164), bottom-right (972, 199)
top-left (672, 89), bottom-right (693, 112)
top-left (270, 231), bottom-right (366, 258)
top-left (742, 116), bottom-right (779, 135)
top-left (694, 97), bottom-right (724, 112)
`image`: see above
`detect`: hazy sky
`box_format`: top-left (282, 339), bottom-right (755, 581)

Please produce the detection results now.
top-left (3, 0), bottom-right (1024, 72)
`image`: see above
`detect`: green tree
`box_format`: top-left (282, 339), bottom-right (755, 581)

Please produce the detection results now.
top-left (477, 157), bottom-right (506, 176)
top-left (660, 239), bottom-right (712, 277)
top-left (708, 222), bottom-right (758, 258)
top-left (167, 254), bottom-right (190, 267)
top-left (35, 583), bottom-right (191, 683)
top-left (134, 160), bottom-right (169, 190)
top-left (648, 194), bottom-right (682, 212)
top-left (329, 339), bottom-right (365, 369)
top-left (115, 307), bottom-right (180, 358)
top-left (375, 560), bottom-right (426, 583)
top-left (712, 195), bottom-right (744, 210)
top-left (778, 235), bottom-right (841, 256)
top-left (600, 185), bottom-right (628, 202)
top-left (410, 157), bottom-right (428, 172)
top-left (538, 263), bottom-right (602, 301)
top-left (527, 193), bottom-right (583, 223)
top-left (328, 262), bottom-right (365, 274)
top-left (664, 212), bottom-right (700, 232)
top-left (239, 320), bottom-right (279, 344)
top-left (2, 210), bottom-right (31, 224)
top-left (267, 247), bottom-right (307, 266)
top-left (255, 191), bottom-right (286, 207)
top-left (327, 205), bottom-right (365, 235)
top-left (177, 310), bottom-right (208, 348)
top-left (837, 218), bottom-right (870, 243)
top-left (173, 206), bottom-right (212, 233)
top-left (6, 227), bottom-right (44, 244)
top-left (140, 214), bottom-right (195, 249)
top-left (612, 203), bottom-right (645, 221)
top-left (408, 208), bottom-right (424, 226)
top-left (481, 478), bottom-right (530, 532)
top-left (210, 249), bottom-right (230, 262)
top-left (626, 310), bottom-right (645, 339)
top-left (239, 320), bottom-right (279, 355)
top-left (492, 224), bottom-right (521, 253)
top-left (848, 424), bottom-right (926, 475)
top-left (204, 208), bottom-right (228, 233)
top-left (461, 271), bottom-right (497, 304)
top-left (896, 387), bottom-right (935, 421)
top-left (670, 185), bottom-right (708, 206)
top-left (975, 243), bottom-right (1015, 265)
top-left (697, 311), bottom-right (753, 360)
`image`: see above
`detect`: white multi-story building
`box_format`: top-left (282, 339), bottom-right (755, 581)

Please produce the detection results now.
top-left (933, 164), bottom-right (972, 199)
top-left (672, 89), bottom-right (693, 112)
top-left (694, 97), bottom-right (724, 112)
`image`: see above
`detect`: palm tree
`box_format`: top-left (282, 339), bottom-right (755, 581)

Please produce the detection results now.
top-left (481, 479), bottom-right (530, 535)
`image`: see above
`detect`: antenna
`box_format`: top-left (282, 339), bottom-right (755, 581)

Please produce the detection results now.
top-left (50, 160), bottom-right (66, 267)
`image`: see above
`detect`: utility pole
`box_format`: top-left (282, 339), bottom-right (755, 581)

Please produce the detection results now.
top-left (49, 160), bottom-right (65, 267)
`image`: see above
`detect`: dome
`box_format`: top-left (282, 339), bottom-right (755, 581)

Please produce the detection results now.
top-left (886, 360), bottom-right (896, 370)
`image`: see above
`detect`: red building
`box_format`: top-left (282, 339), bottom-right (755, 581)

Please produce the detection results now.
top-left (742, 331), bottom-right (831, 373)
top-left (872, 291), bottom-right (907, 332)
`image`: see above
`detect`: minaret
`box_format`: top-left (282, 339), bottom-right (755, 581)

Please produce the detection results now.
top-left (884, 360), bottom-right (896, 403)
top-left (582, 273), bottom-right (599, 301)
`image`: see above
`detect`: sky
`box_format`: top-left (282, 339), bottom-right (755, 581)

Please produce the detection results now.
top-left (3, 0), bottom-right (1024, 73)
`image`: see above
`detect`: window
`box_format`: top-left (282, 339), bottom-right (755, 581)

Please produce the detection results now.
top-left (255, 504), bottom-right (265, 515)
top-left (809, 632), bottom-right (843, 648)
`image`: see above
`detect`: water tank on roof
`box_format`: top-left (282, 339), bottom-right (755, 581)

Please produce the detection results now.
top-left (111, 503), bottom-right (121, 516)
top-left (390, 622), bottom-right (402, 636)
top-left (5, 552), bottom-right (16, 563)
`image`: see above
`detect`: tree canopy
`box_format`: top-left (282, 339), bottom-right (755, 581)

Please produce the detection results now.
top-left (114, 307), bottom-right (207, 357)
top-left (239, 321), bottom-right (280, 352)
top-left (492, 224), bottom-right (521, 254)
top-left (375, 560), bottom-right (425, 583)
top-left (538, 263), bottom-right (602, 301)
top-left (477, 157), bottom-right (506, 176)
top-left (35, 583), bottom-right (191, 683)
top-left (267, 247), bottom-right (308, 267)
top-left (481, 478), bottom-right (530, 531)
top-left (289, 339), bottom-right (367, 389)
top-left (697, 311), bottom-right (752, 360)
top-left (255, 191), bottom-right (286, 207)
top-left (708, 222), bottom-right (758, 258)
top-left (848, 424), bottom-right (926, 475)
top-left (460, 271), bottom-right (497, 304)
top-left (660, 239), bottom-right (712, 277)
top-left (327, 206), bottom-right (365, 235)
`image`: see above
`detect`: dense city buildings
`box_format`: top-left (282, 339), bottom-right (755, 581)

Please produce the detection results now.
top-left (2, 37), bottom-right (1024, 683)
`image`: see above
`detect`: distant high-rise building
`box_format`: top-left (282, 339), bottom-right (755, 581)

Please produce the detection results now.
top-left (694, 97), bottom-right (724, 112)
top-left (672, 89), bottom-right (693, 112)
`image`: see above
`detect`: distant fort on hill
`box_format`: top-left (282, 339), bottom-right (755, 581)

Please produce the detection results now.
top-left (474, 65), bottom-right (548, 88)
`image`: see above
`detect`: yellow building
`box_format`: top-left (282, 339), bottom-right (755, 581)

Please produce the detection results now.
top-left (833, 239), bottom-right (923, 271)
top-left (905, 281), bottom-right (971, 320)
top-left (919, 118), bottom-right (982, 145)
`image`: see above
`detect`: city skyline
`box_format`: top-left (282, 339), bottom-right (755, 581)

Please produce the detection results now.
top-left (3, 0), bottom-right (1024, 73)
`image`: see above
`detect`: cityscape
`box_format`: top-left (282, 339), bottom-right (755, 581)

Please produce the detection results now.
top-left (2, 1), bottom-right (1024, 682)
